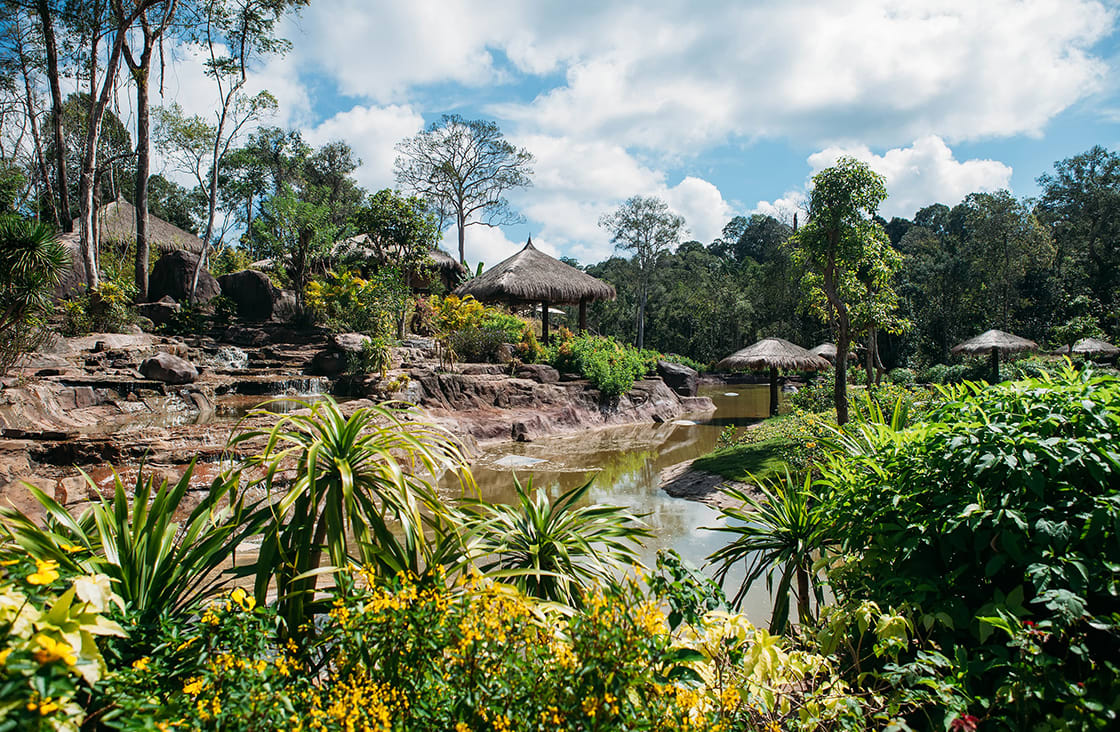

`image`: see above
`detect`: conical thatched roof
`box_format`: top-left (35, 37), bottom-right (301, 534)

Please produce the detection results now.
top-left (1057, 337), bottom-right (1120, 357)
top-left (718, 338), bottom-right (831, 372)
top-left (951, 329), bottom-right (1038, 356)
top-left (454, 238), bottom-right (616, 305)
top-left (809, 342), bottom-right (856, 363)
top-left (77, 198), bottom-right (205, 253)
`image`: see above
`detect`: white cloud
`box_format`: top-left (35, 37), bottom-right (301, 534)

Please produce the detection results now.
top-left (304, 105), bottom-right (424, 191)
top-left (452, 224), bottom-right (524, 270)
top-left (808, 135), bottom-right (1013, 218)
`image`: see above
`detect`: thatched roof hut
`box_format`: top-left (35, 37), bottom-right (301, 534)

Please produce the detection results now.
top-left (1055, 337), bottom-right (1120, 359)
top-left (718, 338), bottom-right (830, 416)
top-left (334, 233), bottom-right (467, 292)
top-left (809, 342), bottom-right (856, 364)
top-left (79, 197), bottom-right (205, 254)
top-left (454, 238), bottom-right (616, 342)
top-left (951, 329), bottom-right (1038, 381)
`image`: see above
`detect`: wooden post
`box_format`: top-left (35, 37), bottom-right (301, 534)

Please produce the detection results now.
top-left (769, 366), bottom-right (779, 417)
top-left (579, 299), bottom-right (588, 333)
top-left (990, 348), bottom-right (1000, 383)
top-left (541, 300), bottom-right (550, 346)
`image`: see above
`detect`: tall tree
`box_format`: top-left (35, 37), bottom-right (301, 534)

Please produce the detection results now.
top-left (181, 0), bottom-right (303, 301)
top-left (34, 0), bottom-right (70, 231)
top-left (598, 195), bottom-right (686, 351)
top-left (119, 0), bottom-right (180, 300)
top-left (953, 190), bottom-right (1052, 329)
top-left (252, 183), bottom-right (336, 312)
top-left (787, 157), bottom-right (888, 425)
top-left (394, 114), bottom-right (533, 265)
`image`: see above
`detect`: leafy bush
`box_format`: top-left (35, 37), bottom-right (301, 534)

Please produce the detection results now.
top-left (305, 269), bottom-right (407, 338)
top-left (887, 367), bottom-right (916, 385)
top-left (821, 366), bottom-right (1120, 728)
top-left (346, 336), bottom-right (392, 378)
top-left (0, 217), bottom-right (68, 372)
top-left (918, 363), bottom-right (950, 384)
top-left (447, 324), bottom-right (508, 363)
top-left (788, 375), bottom-right (835, 413)
top-left (548, 332), bottom-right (654, 398)
top-left (662, 352), bottom-right (709, 372)
top-left (60, 279), bottom-right (138, 336)
top-left (0, 546), bottom-right (125, 730)
top-left (420, 294), bottom-right (539, 363)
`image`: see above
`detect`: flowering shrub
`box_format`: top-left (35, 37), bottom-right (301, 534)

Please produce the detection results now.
top-left (305, 269), bottom-right (407, 337)
top-left (419, 295), bottom-right (539, 363)
top-left (0, 548), bottom-right (124, 731)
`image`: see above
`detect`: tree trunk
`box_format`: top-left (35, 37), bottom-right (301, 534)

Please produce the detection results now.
top-left (133, 62), bottom-right (152, 300)
top-left (14, 17), bottom-right (57, 228)
top-left (865, 327), bottom-right (876, 387)
top-left (457, 210), bottom-right (466, 265)
top-left (637, 283), bottom-right (647, 351)
top-left (768, 366), bottom-right (779, 417)
top-left (38, 0), bottom-right (71, 232)
top-left (796, 561), bottom-right (811, 626)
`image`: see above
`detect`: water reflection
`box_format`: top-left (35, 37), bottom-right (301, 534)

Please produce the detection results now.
top-left (454, 384), bottom-right (779, 624)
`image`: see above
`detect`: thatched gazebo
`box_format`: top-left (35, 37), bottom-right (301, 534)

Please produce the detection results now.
top-left (809, 342), bottom-right (856, 364)
top-left (951, 329), bottom-right (1038, 382)
top-left (717, 338), bottom-right (831, 417)
top-left (454, 238), bottom-right (616, 344)
top-left (1055, 337), bottom-right (1120, 360)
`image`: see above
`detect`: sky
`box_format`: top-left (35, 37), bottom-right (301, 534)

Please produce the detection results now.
top-left (148, 0), bottom-right (1120, 268)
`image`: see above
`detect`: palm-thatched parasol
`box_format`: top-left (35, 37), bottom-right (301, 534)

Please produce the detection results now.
top-left (454, 237), bottom-right (616, 344)
top-left (951, 329), bottom-right (1038, 382)
top-left (809, 342), bottom-right (856, 364)
top-left (1055, 337), bottom-right (1120, 359)
top-left (717, 338), bottom-right (831, 416)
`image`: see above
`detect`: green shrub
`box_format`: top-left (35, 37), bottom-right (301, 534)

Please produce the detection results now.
top-left (305, 269), bottom-right (406, 338)
top-left (662, 352), bottom-right (709, 372)
top-left (549, 332), bottom-right (650, 398)
top-left (0, 217), bottom-right (68, 372)
top-left (887, 367), bottom-right (916, 385)
top-left (822, 366), bottom-right (1120, 728)
top-left (60, 279), bottom-right (138, 336)
top-left (346, 336), bottom-right (392, 378)
top-left (788, 375), bottom-right (835, 413)
top-left (919, 363), bottom-right (950, 384)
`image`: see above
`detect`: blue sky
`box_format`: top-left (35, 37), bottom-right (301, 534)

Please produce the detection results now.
top-left (154, 0), bottom-right (1120, 267)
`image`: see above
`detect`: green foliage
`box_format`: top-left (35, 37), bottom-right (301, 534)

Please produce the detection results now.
top-left (59, 280), bottom-right (138, 336)
top-left (252, 183), bottom-right (339, 312)
top-left (231, 398), bottom-right (473, 636)
top-left (821, 367), bottom-right (1120, 727)
top-left (887, 367), bottom-right (916, 385)
top-left (549, 331), bottom-right (656, 398)
top-left (0, 217), bottom-right (68, 372)
top-left (346, 336), bottom-right (392, 378)
top-left (457, 477), bottom-right (650, 605)
top-left (707, 471), bottom-right (831, 631)
top-left (646, 549), bottom-right (727, 631)
top-left (305, 269), bottom-right (407, 338)
top-left (662, 352), bottom-right (710, 373)
top-left (0, 550), bottom-right (126, 730)
top-left (0, 463), bottom-right (257, 631)
top-left (157, 304), bottom-right (208, 336)
top-left (423, 294), bottom-right (539, 363)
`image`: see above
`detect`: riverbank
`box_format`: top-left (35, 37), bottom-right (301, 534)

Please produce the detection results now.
top-left (0, 328), bottom-right (715, 514)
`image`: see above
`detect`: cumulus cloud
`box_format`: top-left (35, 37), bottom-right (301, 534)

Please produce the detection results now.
top-left (808, 136), bottom-right (1013, 219)
top-left (304, 105), bottom-right (425, 191)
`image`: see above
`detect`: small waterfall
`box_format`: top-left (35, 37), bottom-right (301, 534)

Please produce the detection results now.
top-left (214, 346), bottom-right (249, 370)
top-left (232, 376), bottom-right (330, 396)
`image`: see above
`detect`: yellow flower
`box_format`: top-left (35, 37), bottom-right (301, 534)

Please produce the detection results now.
top-left (38, 699), bottom-right (60, 715)
top-left (0, 648), bottom-right (10, 665)
top-left (33, 635), bottom-right (77, 666)
top-left (230, 587), bottom-right (256, 612)
top-left (26, 559), bottom-right (60, 585)
top-left (183, 677), bottom-right (204, 696)
top-left (132, 656), bottom-right (150, 671)
top-left (60, 543), bottom-right (85, 553)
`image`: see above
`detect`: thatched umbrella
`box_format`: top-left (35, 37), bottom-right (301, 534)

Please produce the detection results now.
top-left (454, 237), bottom-right (616, 344)
top-left (809, 342), bottom-right (856, 364)
top-left (1055, 337), bottom-right (1120, 359)
top-left (717, 338), bottom-right (831, 416)
top-left (951, 329), bottom-right (1038, 381)
top-left (86, 197), bottom-right (205, 253)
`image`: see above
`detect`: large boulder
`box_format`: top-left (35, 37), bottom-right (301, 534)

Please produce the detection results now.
top-left (218, 269), bottom-right (276, 321)
top-left (657, 360), bottom-right (699, 397)
top-left (135, 296), bottom-right (180, 328)
top-left (148, 250), bottom-right (220, 305)
top-left (139, 352), bottom-right (198, 384)
top-left (308, 332), bottom-right (371, 377)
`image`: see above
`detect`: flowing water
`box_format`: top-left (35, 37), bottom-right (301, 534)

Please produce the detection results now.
top-left (459, 384), bottom-right (777, 623)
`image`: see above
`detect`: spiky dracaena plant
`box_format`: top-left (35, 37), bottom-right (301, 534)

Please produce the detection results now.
top-left (456, 477), bottom-right (651, 606)
top-left (231, 398), bottom-right (473, 635)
